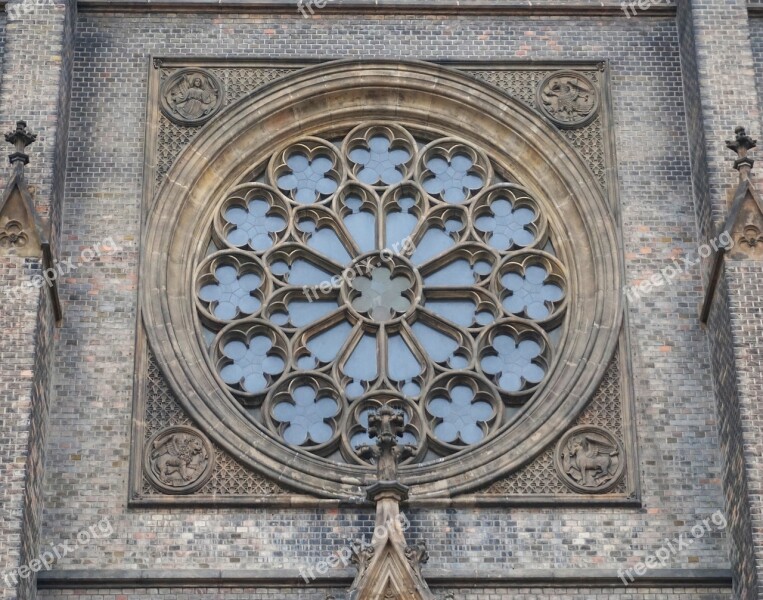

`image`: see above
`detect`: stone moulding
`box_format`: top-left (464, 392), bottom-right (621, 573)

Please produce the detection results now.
top-left (131, 58), bottom-right (637, 506)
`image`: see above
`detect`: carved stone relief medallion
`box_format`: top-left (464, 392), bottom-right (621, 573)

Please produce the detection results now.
top-left (555, 425), bottom-right (624, 493)
top-left (160, 68), bottom-right (224, 126)
top-left (537, 71), bottom-right (599, 129)
top-left (144, 426), bottom-right (215, 493)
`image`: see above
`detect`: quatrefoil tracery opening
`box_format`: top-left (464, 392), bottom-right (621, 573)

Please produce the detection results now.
top-left (195, 122), bottom-right (569, 465)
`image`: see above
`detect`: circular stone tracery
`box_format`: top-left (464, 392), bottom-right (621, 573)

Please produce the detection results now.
top-left (143, 60), bottom-right (622, 499)
top-left (195, 123), bottom-right (571, 464)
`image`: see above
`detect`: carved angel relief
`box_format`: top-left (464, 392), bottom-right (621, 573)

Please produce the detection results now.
top-left (144, 426), bottom-right (215, 493)
top-left (555, 426), bottom-right (624, 493)
top-left (160, 68), bottom-right (224, 126)
top-left (537, 71), bottom-right (598, 128)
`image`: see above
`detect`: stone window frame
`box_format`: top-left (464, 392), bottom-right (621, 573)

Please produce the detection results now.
top-left (129, 58), bottom-right (640, 506)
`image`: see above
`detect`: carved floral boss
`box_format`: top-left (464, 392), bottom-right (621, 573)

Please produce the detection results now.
top-left (192, 122), bottom-right (570, 466)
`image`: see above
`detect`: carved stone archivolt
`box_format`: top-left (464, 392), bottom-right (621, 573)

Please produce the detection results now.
top-left (136, 59), bottom-right (628, 503)
top-left (536, 71), bottom-right (599, 129)
top-left (144, 426), bottom-right (215, 494)
top-left (160, 68), bottom-right (223, 126)
top-left (555, 425), bottom-right (624, 493)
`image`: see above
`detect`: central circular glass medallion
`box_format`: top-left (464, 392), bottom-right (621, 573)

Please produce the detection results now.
top-left (343, 253), bottom-right (421, 324)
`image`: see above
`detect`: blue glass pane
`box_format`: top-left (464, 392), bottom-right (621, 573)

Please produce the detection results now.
top-left (387, 334), bottom-right (422, 382)
top-left (342, 333), bottom-right (378, 398)
top-left (224, 198), bottom-right (286, 250)
top-left (342, 195), bottom-right (376, 253)
top-left (411, 321), bottom-right (460, 365)
top-left (410, 229), bottom-right (456, 265)
top-left (475, 199), bottom-right (536, 251)
top-left (298, 220), bottom-right (352, 264)
top-left (301, 320), bottom-right (353, 369)
top-left (501, 266), bottom-right (563, 320)
top-left (272, 385), bottom-right (339, 446)
top-left (423, 299), bottom-right (477, 327)
top-left (428, 385), bottom-right (493, 445)
top-left (385, 196), bottom-right (419, 249)
top-left (480, 335), bottom-right (545, 392)
top-left (273, 258), bottom-right (334, 286)
top-left (423, 259), bottom-right (476, 287)
top-left (198, 266), bottom-right (261, 320)
top-left (219, 335), bottom-right (284, 393)
top-left (286, 300), bottom-right (337, 328)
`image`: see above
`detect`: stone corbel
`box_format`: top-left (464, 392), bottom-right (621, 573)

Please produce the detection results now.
top-left (701, 126), bottom-right (761, 323)
top-left (0, 121), bottom-right (62, 322)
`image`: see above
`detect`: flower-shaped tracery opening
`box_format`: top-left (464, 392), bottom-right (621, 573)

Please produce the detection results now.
top-left (472, 185), bottom-right (546, 252)
top-left (225, 199), bottom-right (286, 250)
top-left (271, 140), bottom-right (344, 205)
top-left (272, 385), bottom-right (340, 446)
top-left (418, 140), bottom-right (491, 204)
top-left (214, 185), bottom-right (290, 253)
top-left (219, 336), bottom-right (285, 394)
top-left (197, 122), bottom-right (569, 463)
top-left (344, 124), bottom-right (416, 188)
top-left (502, 266), bottom-right (563, 319)
top-left (199, 266), bottom-right (261, 320)
top-left (427, 385), bottom-right (497, 446)
top-left (196, 252), bottom-right (268, 324)
top-left (0, 220), bottom-right (28, 248)
top-left (479, 325), bottom-right (550, 399)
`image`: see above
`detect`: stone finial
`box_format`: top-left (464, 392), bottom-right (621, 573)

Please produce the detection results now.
top-left (726, 126), bottom-right (756, 175)
top-left (5, 120), bottom-right (36, 166)
top-left (356, 405), bottom-right (417, 484)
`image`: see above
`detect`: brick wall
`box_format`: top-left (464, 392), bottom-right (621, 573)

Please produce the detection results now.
top-left (0, 2), bottom-right (74, 599)
top-left (33, 10), bottom-right (732, 600)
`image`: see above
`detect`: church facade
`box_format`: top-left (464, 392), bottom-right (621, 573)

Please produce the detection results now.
top-left (1, 1), bottom-right (763, 599)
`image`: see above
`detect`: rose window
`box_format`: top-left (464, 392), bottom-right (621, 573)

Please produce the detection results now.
top-left (144, 62), bottom-right (622, 497)
top-left (194, 122), bottom-right (570, 465)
